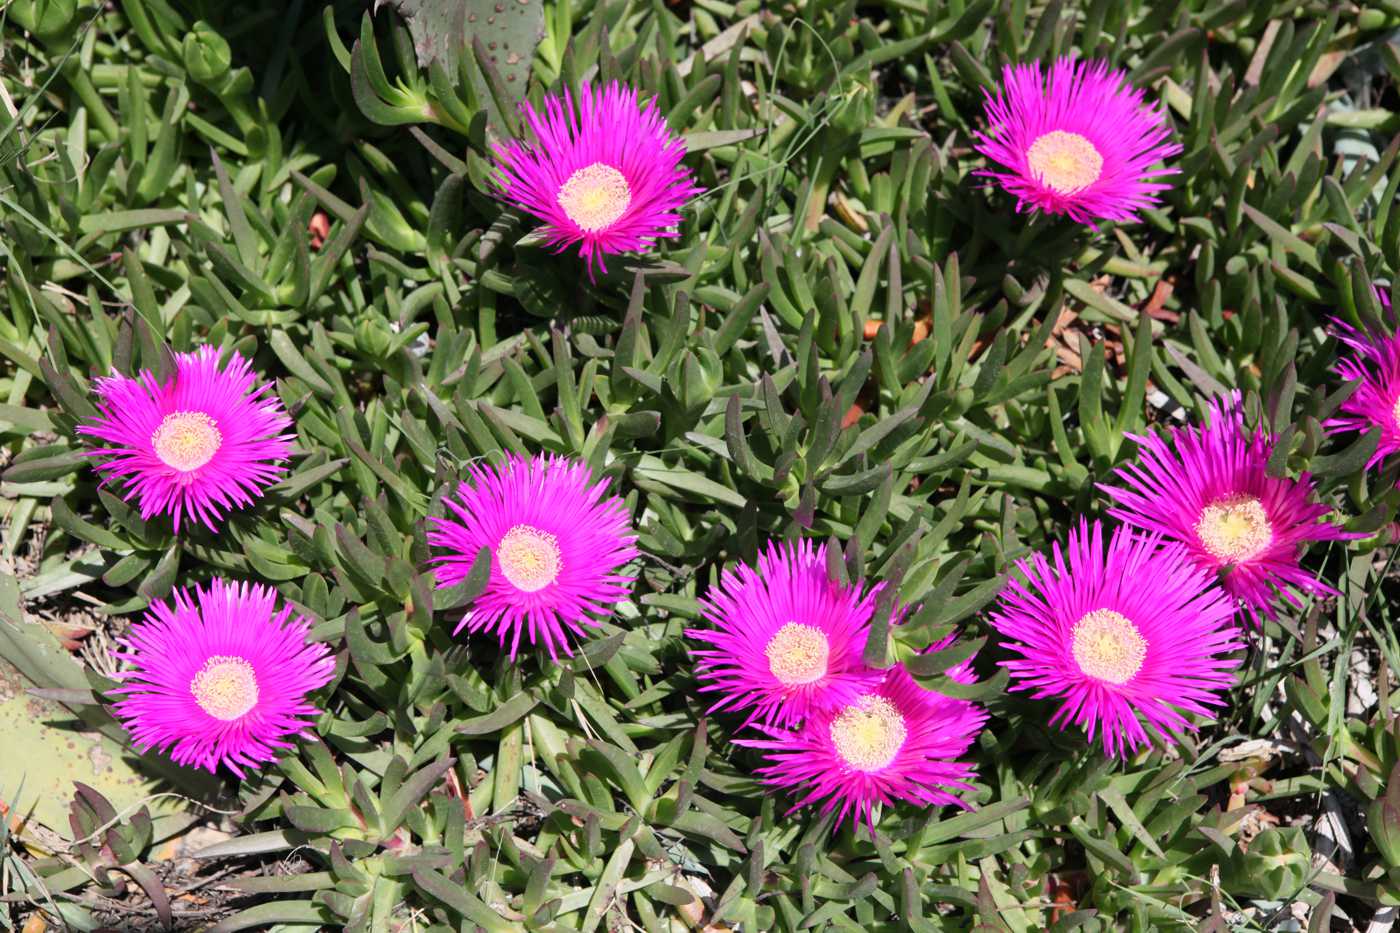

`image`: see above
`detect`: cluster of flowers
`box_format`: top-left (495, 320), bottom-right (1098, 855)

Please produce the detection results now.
top-left (84, 344), bottom-right (1371, 828)
top-left (72, 57), bottom-right (1395, 832)
top-left (84, 339), bottom-right (987, 828)
top-left (991, 395), bottom-right (1354, 759)
top-left (85, 343), bottom-right (640, 774)
top-left (688, 541), bottom-right (988, 831)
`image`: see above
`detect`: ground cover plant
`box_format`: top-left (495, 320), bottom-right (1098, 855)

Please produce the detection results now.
top-left (5, 0), bottom-right (1400, 929)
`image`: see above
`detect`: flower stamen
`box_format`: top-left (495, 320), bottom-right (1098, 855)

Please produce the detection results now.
top-left (497, 525), bottom-right (562, 592)
top-left (1027, 130), bottom-right (1103, 193)
top-left (557, 162), bottom-right (632, 232)
top-left (151, 411), bottom-right (221, 472)
top-left (1071, 609), bottom-right (1147, 685)
top-left (765, 623), bottom-right (830, 686)
top-left (830, 695), bottom-right (907, 772)
top-left (1196, 493), bottom-right (1272, 563)
top-left (191, 655), bottom-right (259, 721)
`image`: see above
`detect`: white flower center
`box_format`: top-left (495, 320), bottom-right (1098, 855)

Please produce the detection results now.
top-left (1026, 130), bottom-right (1103, 194)
top-left (151, 411), bottom-right (221, 472)
top-left (557, 162), bottom-right (632, 232)
top-left (1391, 394), bottom-right (1400, 433)
top-left (1071, 609), bottom-right (1147, 685)
top-left (1196, 494), bottom-right (1272, 563)
top-left (191, 655), bottom-right (259, 721)
top-left (497, 524), bottom-right (562, 592)
top-left (764, 622), bottom-right (830, 685)
top-left (830, 695), bottom-right (907, 772)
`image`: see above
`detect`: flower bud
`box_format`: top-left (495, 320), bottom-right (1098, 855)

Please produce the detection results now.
top-left (830, 83), bottom-right (874, 136)
top-left (355, 318), bottom-right (394, 360)
top-left (678, 347), bottom-right (721, 412)
top-left (1225, 826), bottom-right (1310, 900)
top-left (183, 21), bottom-right (233, 84)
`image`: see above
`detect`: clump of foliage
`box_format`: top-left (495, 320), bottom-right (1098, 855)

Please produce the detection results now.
top-left (4, 0), bottom-right (1400, 930)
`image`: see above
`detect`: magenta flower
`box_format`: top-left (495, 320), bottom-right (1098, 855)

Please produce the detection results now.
top-left (1327, 303), bottom-right (1400, 478)
top-left (686, 540), bottom-right (889, 729)
top-left (492, 81), bottom-right (701, 278)
top-left (78, 346), bottom-right (294, 532)
top-left (1101, 395), bottom-right (1353, 618)
top-left (988, 521), bottom-right (1242, 757)
top-left (973, 57), bottom-right (1181, 226)
top-left (428, 454), bottom-right (637, 659)
top-left (738, 663), bottom-right (986, 833)
top-left (109, 579), bottom-right (335, 776)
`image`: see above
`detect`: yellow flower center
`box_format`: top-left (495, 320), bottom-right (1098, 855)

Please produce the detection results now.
top-left (764, 622), bottom-right (830, 685)
top-left (497, 524), bottom-right (562, 592)
top-left (1196, 494), bottom-right (1272, 564)
top-left (1071, 609), bottom-right (1148, 685)
top-left (151, 411), bottom-right (222, 472)
top-left (1392, 394), bottom-right (1400, 433)
top-left (190, 655), bottom-right (259, 721)
top-left (830, 695), bottom-right (907, 772)
top-left (557, 162), bottom-right (632, 232)
top-left (1026, 130), bottom-right (1103, 194)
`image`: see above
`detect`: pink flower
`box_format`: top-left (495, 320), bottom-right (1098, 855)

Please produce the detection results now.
top-left (109, 579), bottom-right (335, 776)
top-left (78, 346), bottom-right (294, 532)
top-left (974, 57), bottom-right (1181, 225)
top-left (1101, 395), bottom-right (1353, 618)
top-left (428, 454), bottom-right (637, 659)
top-left (492, 81), bottom-right (701, 278)
top-left (1327, 293), bottom-right (1400, 477)
top-left (988, 521), bottom-right (1242, 757)
top-left (739, 662), bottom-right (986, 833)
top-left (686, 540), bottom-right (888, 729)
